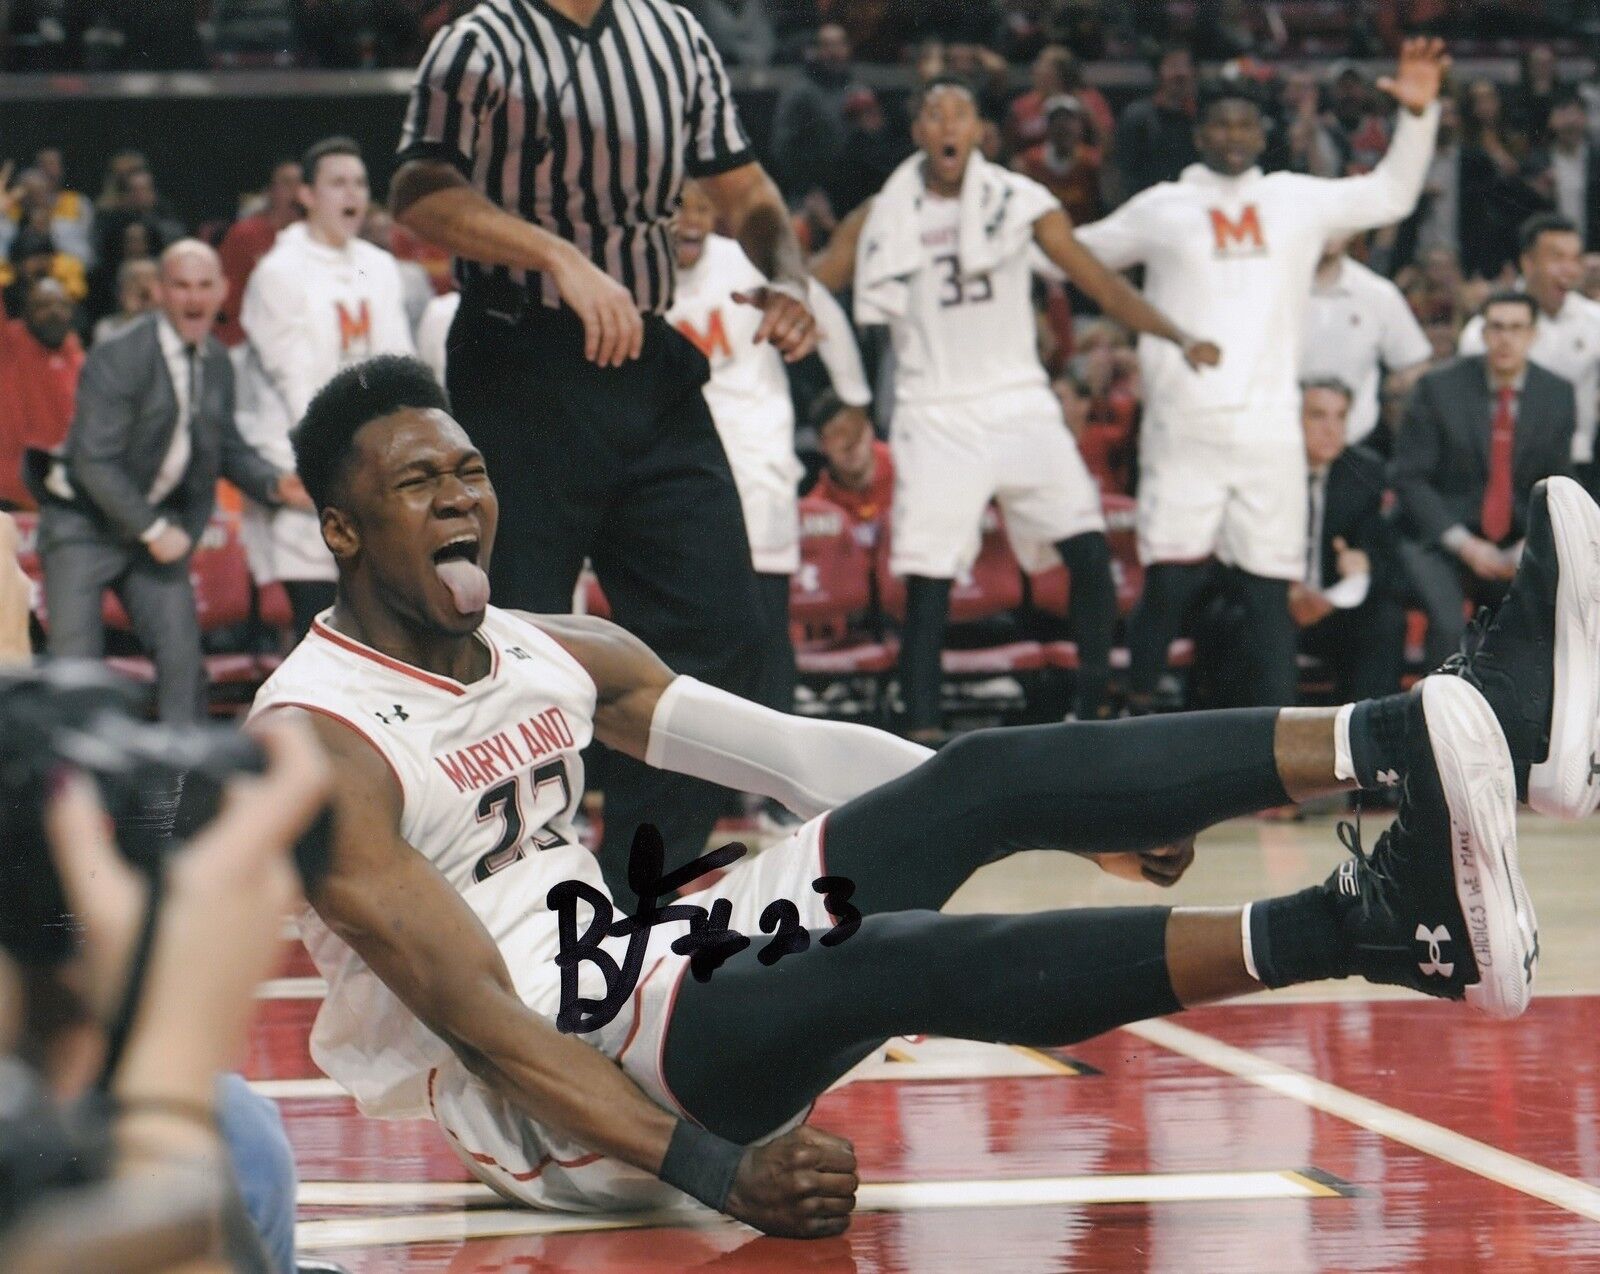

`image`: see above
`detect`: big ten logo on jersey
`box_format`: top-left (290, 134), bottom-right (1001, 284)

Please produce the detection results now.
top-left (336, 299), bottom-right (373, 355)
top-left (433, 706), bottom-right (579, 882)
top-left (1208, 205), bottom-right (1267, 258)
top-left (675, 310), bottom-right (733, 363)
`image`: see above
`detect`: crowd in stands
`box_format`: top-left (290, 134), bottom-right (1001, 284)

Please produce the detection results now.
top-left (7, 20), bottom-right (1600, 730)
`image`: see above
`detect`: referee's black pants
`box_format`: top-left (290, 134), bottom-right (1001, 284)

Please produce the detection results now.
top-left (447, 299), bottom-right (763, 895)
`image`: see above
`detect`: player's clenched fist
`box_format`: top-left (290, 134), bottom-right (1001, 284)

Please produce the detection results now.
top-left (1182, 338), bottom-right (1222, 370)
top-left (725, 1124), bottom-right (859, 1238)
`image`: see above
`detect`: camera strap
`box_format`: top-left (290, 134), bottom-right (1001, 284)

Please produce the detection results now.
top-left (96, 861), bottom-right (167, 1090)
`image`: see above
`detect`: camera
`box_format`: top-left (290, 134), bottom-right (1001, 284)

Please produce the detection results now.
top-left (0, 659), bottom-right (323, 968)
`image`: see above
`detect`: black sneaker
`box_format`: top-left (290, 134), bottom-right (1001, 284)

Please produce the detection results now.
top-left (1322, 676), bottom-right (1536, 1020)
top-left (1443, 476), bottom-right (1600, 818)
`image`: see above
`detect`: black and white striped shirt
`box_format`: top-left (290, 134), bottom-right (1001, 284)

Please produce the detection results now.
top-left (399, 0), bottom-right (752, 316)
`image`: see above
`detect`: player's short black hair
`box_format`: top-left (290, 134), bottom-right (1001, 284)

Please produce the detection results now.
top-left (1519, 211), bottom-right (1580, 257)
top-left (1480, 290), bottom-right (1538, 322)
top-left (293, 356), bottom-right (450, 510)
top-left (1197, 77), bottom-right (1265, 123)
top-left (301, 135), bottom-right (363, 186)
top-left (1301, 376), bottom-right (1354, 403)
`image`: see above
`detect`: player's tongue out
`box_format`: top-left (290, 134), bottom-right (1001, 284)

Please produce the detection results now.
top-left (436, 558), bottom-right (490, 614)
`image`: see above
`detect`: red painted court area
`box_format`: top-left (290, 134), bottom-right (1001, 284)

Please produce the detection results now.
top-left (250, 975), bottom-right (1600, 1273)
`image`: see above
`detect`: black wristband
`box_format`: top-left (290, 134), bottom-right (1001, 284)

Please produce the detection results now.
top-left (658, 1119), bottom-right (744, 1212)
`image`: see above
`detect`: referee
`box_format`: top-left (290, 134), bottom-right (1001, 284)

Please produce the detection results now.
top-left (392, 0), bottom-right (824, 892)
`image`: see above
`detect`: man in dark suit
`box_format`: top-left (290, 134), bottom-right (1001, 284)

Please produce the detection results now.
top-left (1291, 379), bottom-right (1409, 702)
top-left (37, 240), bottom-right (309, 720)
top-left (1392, 291), bottom-right (1576, 668)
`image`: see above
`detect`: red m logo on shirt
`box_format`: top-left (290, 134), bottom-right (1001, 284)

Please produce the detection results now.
top-left (675, 309), bottom-right (733, 362)
top-left (1208, 205), bottom-right (1265, 256)
top-left (336, 300), bottom-right (372, 353)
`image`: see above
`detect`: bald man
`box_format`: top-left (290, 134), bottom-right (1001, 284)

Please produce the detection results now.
top-left (38, 239), bottom-right (309, 720)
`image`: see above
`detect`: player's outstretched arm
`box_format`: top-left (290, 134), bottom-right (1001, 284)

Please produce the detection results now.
top-left (391, 159), bottom-right (643, 368)
top-left (1033, 209), bottom-right (1221, 370)
top-left (276, 704), bottom-right (857, 1236)
top-left (702, 162), bottom-right (819, 362)
top-left (530, 613), bottom-right (936, 817)
top-left (807, 199), bottom-right (871, 296)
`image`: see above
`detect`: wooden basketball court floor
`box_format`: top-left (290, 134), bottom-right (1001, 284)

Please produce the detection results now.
top-left (251, 812), bottom-right (1600, 1272)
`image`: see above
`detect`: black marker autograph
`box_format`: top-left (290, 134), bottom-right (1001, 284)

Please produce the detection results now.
top-left (548, 823), bottom-right (860, 1034)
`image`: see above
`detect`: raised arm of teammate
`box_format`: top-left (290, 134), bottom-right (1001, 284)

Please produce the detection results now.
top-left (701, 162), bottom-right (820, 363)
top-left (1032, 208), bottom-right (1221, 370)
top-left (807, 200), bottom-right (871, 296)
top-left (276, 703), bottom-right (855, 1238)
top-left (1309, 38), bottom-right (1448, 235)
top-left (390, 160), bottom-right (645, 370)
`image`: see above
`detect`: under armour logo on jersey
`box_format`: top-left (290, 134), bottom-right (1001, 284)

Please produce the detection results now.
top-left (507, 646), bottom-right (532, 661)
top-left (1376, 767), bottom-right (1401, 787)
top-left (1416, 924), bottom-right (1455, 978)
top-left (375, 704), bottom-right (410, 724)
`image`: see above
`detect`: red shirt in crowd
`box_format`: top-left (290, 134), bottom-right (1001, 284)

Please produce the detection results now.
top-left (1006, 86), bottom-right (1114, 157)
top-left (217, 212), bottom-right (289, 347)
top-left (0, 319), bottom-right (84, 509)
top-left (814, 440), bottom-right (895, 530)
top-left (1015, 143), bottom-right (1103, 226)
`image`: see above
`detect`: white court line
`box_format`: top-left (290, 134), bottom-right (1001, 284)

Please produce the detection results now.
top-left (296, 1170), bottom-right (1335, 1251)
top-left (251, 1078), bottom-right (345, 1100)
top-left (257, 976), bottom-right (326, 999)
top-left (1125, 1017), bottom-right (1600, 1223)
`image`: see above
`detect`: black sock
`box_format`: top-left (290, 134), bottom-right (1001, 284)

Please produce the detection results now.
top-left (1348, 692), bottom-right (1413, 791)
top-left (1248, 888), bottom-right (1350, 988)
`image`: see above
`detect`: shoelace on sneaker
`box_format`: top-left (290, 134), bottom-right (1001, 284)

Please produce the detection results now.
top-left (1336, 809), bottom-right (1397, 891)
top-left (1438, 607), bottom-right (1495, 679)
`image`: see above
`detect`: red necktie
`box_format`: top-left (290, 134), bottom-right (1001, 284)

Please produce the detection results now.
top-left (1481, 385), bottom-right (1516, 543)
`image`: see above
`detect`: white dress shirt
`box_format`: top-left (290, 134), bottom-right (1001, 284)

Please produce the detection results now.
top-left (142, 317), bottom-right (200, 539)
top-left (1302, 256), bottom-right (1432, 445)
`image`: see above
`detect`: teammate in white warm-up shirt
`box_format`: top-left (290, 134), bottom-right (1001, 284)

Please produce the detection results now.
top-left (1459, 212), bottom-right (1600, 493)
top-left (1302, 237), bottom-right (1432, 450)
top-left (668, 180), bottom-right (871, 720)
top-left (1074, 39), bottom-right (1446, 711)
top-left (852, 78), bottom-right (1218, 737)
top-left (240, 137), bottom-right (414, 637)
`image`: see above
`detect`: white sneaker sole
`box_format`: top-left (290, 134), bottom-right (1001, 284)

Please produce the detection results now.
top-left (1527, 476), bottom-right (1600, 819)
top-left (1423, 676), bottom-right (1537, 1020)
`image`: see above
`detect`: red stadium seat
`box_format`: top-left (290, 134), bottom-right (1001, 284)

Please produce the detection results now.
top-left (791, 496), bottom-right (898, 676)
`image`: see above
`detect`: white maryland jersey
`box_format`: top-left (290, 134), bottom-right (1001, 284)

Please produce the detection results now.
top-left (239, 223), bottom-right (416, 467)
top-left (1460, 291), bottom-right (1600, 462)
top-left (888, 181), bottom-right (1057, 406)
top-left (670, 235), bottom-right (794, 436)
top-left (1075, 104), bottom-right (1438, 440)
top-left (1302, 256), bottom-right (1432, 445)
top-left (249, 607), bottom-right (603, 1120)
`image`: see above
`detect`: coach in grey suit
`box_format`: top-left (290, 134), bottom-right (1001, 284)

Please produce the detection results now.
top-left (38, 241), bottom-right (309, 720)
top-left (1391, 292), bottom-right (1576, 668)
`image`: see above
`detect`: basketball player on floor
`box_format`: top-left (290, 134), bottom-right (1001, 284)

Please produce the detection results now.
top-left (1074, 39), bottom-right (1447, 713)
top-left (249, 356), bottom-right (1593, 1237)
top-left (667, 179), bottom-right (872, 729)
top-left (851, 79), bottom-right (1220, 741)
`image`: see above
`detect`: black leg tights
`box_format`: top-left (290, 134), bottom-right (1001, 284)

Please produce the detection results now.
top-left (282, 580), bottom-right (336, 644)
top-left (754, 572), bottom-right (796, 715)
top-left (1128, 561), bottom-right (1211, 700)
top-left (1054, 531), bottom-right (1115, 719)
top-left (665, 906), bottom-right (1179, 1143)
top-left (825, 708), bottom-right (1288, 917)
top-left (1227, 568), bottom-right (1297, 708)
top-left (898, 575), bottom-right (952, 733)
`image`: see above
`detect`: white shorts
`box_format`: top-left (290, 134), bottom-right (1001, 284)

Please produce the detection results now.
top-left (1136, 423), bottom-right (1308, 581)
top-left (238, 503), bottom-right (338, 586)
top-left (724, 446), bottom-right (803, 575)
top-left (425, 816), bottom-right (836, 1213)
top-left (889, 384), bottom-right (1105, 579)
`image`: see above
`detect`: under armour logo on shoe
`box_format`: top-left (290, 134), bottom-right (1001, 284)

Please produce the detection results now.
top-left (376, 704), bottom-right (410, 724)
top-left (1524, 931), bottom-right (1541, 984)
top-left (1376, 768), bottom-right (1401, 787)
top-left (1589, 753), bottom-right (1600, 785)
top-left (1416, 923), bottom-right (1455, 978)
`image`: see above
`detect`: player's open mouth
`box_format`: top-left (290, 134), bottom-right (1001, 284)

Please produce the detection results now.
top-left (432, 536), bottom-right (480, 566)
top-left (941, 144), bottom-right (959, 159)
